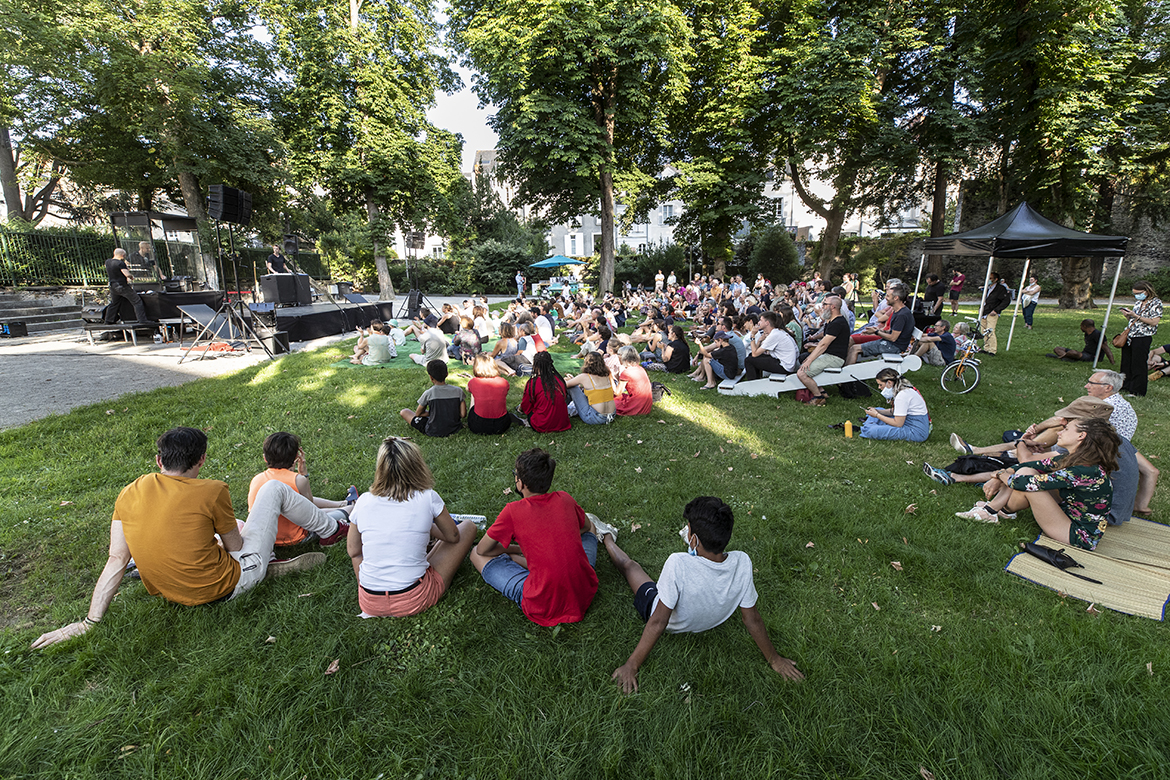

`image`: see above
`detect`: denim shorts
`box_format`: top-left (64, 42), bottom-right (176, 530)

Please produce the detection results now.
top-left (480, 532), bottom-right (599, 607)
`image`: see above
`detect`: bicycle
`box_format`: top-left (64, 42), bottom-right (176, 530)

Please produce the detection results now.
top-left (939, 318), bottom-right (993, 394)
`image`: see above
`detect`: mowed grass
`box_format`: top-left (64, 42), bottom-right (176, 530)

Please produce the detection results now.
top-left (2, 305), bottom-right (1169, 779)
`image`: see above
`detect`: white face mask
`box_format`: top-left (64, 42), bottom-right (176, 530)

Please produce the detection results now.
top-left (881, 386), bottom-right (896, 400)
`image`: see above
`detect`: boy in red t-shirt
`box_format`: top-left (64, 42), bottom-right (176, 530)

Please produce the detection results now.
top-left (471, 448), bottom-right (615, 626)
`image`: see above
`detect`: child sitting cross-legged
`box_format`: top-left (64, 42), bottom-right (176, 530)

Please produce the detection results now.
top-left (603, 496), bottom-right (804, 693)
top-left (399, 359), bottom-right (466, 437)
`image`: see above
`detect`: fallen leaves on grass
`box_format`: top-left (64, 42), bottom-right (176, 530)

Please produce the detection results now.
top-left (503, 488), bottom-right (513, 495)
top-left (929, 489), bottom-right (937, 495)
top-left (871, 602), bottom-right (880, 611)
top-left (751, 453), bottom-right (758, 459)
top-left (324, 659), bottom-right (340, 675)
top-left (890, 561), bottom-right (903, 571)
top-left (59, 501), bottom-right (73, 507)
top-left (1148, 662), bottom-right (1154, 676)
top-left (693, 451), bottom-right (700, 457)
top-left (920, 767), bottom-right (935, 780)
top-left (905, 460), bottom-right (915, 465)
top-left (265, 636), bottom-right (276, 644)
top-left (635, 467), bottom-right (642, 473)
top-left (1086, 603), bottom-right (1100, 616)
top-left (630, 523), bottom-right (642, 533)
top-left (905, 503), bottom-right (917, 514)
top-left (805, 541), bottom-right (815, 548)
top-left (930, 625), bottom-right (942, 633)
top-left (727, 467), bottom-right (733, 471)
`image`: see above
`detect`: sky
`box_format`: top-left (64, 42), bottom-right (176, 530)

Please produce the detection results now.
top-left (427, 65), bottom-right (499, 173)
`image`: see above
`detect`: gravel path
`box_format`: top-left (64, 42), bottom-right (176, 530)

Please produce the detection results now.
top-left (0, 294), bottom-right (516, 430)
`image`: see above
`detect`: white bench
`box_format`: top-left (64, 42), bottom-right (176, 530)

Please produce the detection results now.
top-left (717, 353), bottom-right (924, 397)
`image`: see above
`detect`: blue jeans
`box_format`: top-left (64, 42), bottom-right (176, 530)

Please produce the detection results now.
top-left (566, 385), bottom-right (614, 425)
top-left (860, 413), bottom-right (931, 442)
top-left (1023, 301), bottom-right (1038, 326)
top-left (480, 532), bottom-right (599, 606)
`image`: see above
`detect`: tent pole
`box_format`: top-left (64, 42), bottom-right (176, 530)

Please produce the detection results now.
top-left (911, 251), bottom-right (925, 312)
top-left (1005, 258), bottom-right (1030, 352)
top-left (1093, 256), bottom-right (1125, 368)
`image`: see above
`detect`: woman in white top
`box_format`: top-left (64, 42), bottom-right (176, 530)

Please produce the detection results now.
top-left (1021, 276), bottom-right (1042, 329)
top-left (347, 437), bottom-right (477, 617)
top-left (860, 368), bottom-right (931, 442)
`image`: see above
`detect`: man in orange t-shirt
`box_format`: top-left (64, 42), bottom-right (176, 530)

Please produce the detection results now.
top-left (248, 431), bottom-right (351, 547)
top-left (31, 427), bottom-right (350, 649)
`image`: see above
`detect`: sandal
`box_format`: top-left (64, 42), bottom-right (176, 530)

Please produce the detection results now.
top-left (809, 394), bottom-right (828, 406)
top-left (955, 505), bottom-right (1000, 523)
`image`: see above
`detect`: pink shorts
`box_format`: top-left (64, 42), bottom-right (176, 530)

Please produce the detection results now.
top-left (358, 565), bottom-right (446, 617)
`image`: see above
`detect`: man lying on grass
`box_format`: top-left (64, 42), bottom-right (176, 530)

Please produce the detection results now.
top-left (31, 427), bottom-right (349, 649)
top-left (603, 496), bottom-right (804, 693)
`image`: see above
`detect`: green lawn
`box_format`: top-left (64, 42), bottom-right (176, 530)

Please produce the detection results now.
top-left (2, 306), bottom-right (1168, 779)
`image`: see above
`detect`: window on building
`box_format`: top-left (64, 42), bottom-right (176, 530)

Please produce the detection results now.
top-left (663, 204), bottom-right (674, 220)
top-left (566, 234), bottom-right (580, 255)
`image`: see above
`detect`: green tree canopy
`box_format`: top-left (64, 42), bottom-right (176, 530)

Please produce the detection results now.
top-left (448, 0), bottom-right (693, 294)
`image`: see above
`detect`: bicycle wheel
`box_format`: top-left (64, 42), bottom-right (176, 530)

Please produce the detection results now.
top-left (940, 360), bottom-right (980, 394)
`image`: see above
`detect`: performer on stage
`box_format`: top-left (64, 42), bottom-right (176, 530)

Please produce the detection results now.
top-left (104, 248), bottom-right (153, 325)
top-left (130, 241), bottom-right (161, 279)
top-left (267, 245), bottom-right (289, 274)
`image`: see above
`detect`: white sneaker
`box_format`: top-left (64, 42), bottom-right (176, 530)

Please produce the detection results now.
top-left (588, 514), bottom-right (619, 542)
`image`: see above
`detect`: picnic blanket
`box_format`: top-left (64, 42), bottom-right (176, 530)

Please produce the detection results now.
top-left (1005, 518), bottom-right (1170, 620)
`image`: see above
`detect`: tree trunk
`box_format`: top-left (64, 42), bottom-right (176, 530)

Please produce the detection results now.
top-left (818, 205), bottom-right (846, 279)
top-left (1058, 257), bottom-right (1094, 309)
top-left (927, 158), bottom-right (948, 277)
top-left (711, 230), bottom-right (730, 280)
top-left (176, 167), bottom-right (218, 289)
top-left (366, 188), bottom-right (395, 299)
top-left (598, 169), bottom-right (616, 295)
top-left (0, 127), bottom-right (25, 221)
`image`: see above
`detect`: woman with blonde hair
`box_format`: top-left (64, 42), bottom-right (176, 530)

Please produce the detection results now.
top-left (347, 437), bottom-right (478, 617)
top-left (467, 354), bottom-right (513, 434)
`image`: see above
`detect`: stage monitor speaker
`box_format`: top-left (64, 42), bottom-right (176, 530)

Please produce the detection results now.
top-left (294, 273), bottom-right (311, 305)
top-left (256, 328), bottom-right (289, 354)
top-left (283, 234), bottom-right (299, 255)
top-left (260, 274), bottom-right (297, 304)
top-left (375, 301), bottom-right (395, 321)
top-left (260, 274), bottom-right (311, 305)
top-left (208, 185), bottom-right (253, 226)
top-left (406, 290), bottom-right (422, 320)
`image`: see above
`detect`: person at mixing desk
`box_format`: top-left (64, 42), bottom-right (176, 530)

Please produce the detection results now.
top-left (267, 245), bottom-right (289, 274)
top-left (104, 248), bottom-right (154, 325)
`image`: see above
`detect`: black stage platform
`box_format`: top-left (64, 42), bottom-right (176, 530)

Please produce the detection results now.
top-left (114, 290), bottom-right (380, 342)
top-left (275, 301), bottom-right (381, 341)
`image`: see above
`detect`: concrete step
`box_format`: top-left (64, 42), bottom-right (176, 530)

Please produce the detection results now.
top-left (0, 304), bottom-right (83, 317)
top-left (26, 318), bottom-right (84, 333)
top-left (0, 310), bottom-right (83, 326)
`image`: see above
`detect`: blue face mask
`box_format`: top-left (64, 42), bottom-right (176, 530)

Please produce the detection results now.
top-left (687, 544), bottom-right (698, 556)
top-left (1135, 293), bottom-right (1148, 301)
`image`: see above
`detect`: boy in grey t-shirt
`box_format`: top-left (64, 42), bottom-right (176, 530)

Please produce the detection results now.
top-left (602, 496), bottom-right (804, 693)
top-left (398, 360), bottom-right (465, 437)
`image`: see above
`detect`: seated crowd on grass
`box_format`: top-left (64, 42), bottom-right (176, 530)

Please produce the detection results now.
top-left (30, 272), bottom-right (1162, 696)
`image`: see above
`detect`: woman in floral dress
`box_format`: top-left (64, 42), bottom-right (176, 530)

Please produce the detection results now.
top-left (1119, 280), bottom-right (1163, 396)
top-left (954, 417), bottom-right (1120, 551)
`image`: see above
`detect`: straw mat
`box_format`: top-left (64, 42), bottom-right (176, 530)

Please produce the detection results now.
top-left (1005, 519), bottom-right (1170, 620)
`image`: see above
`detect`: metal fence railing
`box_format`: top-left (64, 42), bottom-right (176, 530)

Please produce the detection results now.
top-left (0, 229), bottom-right (115, 287)
top-left (0, 228), bottom-right (328, 289)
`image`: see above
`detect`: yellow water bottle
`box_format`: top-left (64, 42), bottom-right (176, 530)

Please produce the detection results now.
top-left (844, 420), bottom-right (853, 438)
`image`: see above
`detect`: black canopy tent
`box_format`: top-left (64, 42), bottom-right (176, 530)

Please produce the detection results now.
top-left (923, 202), bottom-right (1128, 360)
